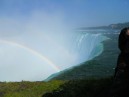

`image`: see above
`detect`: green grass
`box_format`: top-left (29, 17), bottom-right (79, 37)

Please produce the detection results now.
top-left (0, 80), bottom-right (65, 97)
top-left (43, 77), bottom-right (114, 97)
top-left (0, 77), bottom-right (114, 97)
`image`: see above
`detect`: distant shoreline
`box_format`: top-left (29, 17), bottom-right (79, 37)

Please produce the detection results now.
top-left (77, 22), bottom-right (129, 30)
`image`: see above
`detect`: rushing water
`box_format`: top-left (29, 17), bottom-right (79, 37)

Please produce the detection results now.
top-left (67, 31), bottom-right (110, 68)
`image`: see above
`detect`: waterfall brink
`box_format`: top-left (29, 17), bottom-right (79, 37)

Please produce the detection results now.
top-left (45, 32), bottom-right (109, 81)
top-left (67, 32), bottom-right (109, 68)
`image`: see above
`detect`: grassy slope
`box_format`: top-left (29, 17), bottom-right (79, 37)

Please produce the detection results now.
top-left (43, 77), bottom-right (114, 97)
top-left (49, 34), bottom-right (120, 80)
top-left (0, 80), bottom-right (65, 97)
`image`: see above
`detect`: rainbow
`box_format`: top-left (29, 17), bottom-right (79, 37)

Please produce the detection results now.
top-left (0, 40), bottom-right (60, 72)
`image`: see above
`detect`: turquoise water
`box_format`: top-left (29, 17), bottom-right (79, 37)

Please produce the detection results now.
top-left (45, 32), bottom-right (110, 81)
top-left (66, 31), bottom-right (109, 68)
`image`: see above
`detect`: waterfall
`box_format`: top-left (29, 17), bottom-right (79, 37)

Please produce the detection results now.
top-left (65, 31), bottom-right (109, 68)
top-left (45, 32), bottom-right (109, 81)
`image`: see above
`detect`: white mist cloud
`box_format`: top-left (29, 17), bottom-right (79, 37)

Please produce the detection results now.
top-left (0, 10), bottom-right (79, 81)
